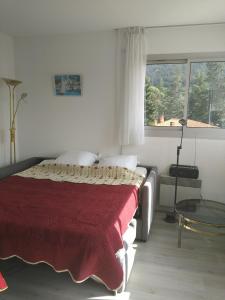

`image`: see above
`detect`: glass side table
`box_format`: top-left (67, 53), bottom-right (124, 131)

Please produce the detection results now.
top-left (176, 199), bottom-right (225, 248)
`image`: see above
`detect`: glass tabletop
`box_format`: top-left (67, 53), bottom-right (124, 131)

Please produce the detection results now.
top-left (175, 199), bottom-right (225, 226)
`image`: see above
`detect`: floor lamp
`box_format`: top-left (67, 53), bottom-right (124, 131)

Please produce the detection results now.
top-left (2, 78), bottom-right (27, 164)
top-left (0, 102), bottom-right (8, 291)
top-left (164, 118), bottom-right (187, 223)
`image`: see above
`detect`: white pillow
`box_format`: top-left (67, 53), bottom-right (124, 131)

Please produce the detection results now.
top-left (98, 155), bottom-right (138, 171)
top-left (55, 150), bottom-right (97, 166)
top-left (39, 159), bottom-right (56, 165)
top-left (135, 167), bottom-right (147, 177)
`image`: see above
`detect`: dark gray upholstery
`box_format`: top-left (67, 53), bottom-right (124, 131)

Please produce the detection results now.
top-left (0, 157), bottom-right (44, 180)
top-left (136, 166), bottom-right (158, 241)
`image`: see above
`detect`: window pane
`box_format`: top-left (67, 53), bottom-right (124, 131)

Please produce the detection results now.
top-left (188, 61), bottom-right (225, 128)
top-left (145, 63), bottom-right (186, 126)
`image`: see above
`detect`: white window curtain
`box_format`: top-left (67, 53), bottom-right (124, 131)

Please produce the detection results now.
top-left (116, 27), bottom-right (146, 146)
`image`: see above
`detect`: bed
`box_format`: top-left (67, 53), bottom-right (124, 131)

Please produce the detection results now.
top-left (0, 157), bottom-right (158, 292)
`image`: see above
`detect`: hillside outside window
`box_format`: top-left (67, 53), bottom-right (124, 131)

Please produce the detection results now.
top-left (145, 59), bottom-right (225, 129)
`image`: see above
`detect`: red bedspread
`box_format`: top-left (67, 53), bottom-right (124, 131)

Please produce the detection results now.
top-left (0, 176), bottom-right (138, 290)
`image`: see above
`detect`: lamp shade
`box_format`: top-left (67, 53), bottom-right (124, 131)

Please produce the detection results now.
top-left (2, 78), bottom-right (22, 87)
top-left (179, 118), bottom-right (187, 126)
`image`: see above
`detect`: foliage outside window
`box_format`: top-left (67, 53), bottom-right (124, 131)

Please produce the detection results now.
top-left (145, 60), bottom-right (225, 129)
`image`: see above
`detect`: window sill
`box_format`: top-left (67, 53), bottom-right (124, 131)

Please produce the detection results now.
top-left (145, 126), bottom-right (225, 140)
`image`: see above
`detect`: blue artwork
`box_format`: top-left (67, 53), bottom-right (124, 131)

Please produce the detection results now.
top-left (54, 74), bottom-right (81, 96)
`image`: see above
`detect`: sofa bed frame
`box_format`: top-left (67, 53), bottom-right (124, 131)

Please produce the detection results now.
top-left (0, 157), bottom-right (158, 292)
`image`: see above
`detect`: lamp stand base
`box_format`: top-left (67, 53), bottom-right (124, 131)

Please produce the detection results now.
top-left (164, 211), bottom-right (177, 223)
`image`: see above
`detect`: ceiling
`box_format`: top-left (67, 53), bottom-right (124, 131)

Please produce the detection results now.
top-left (0, 0), bottom-right (225, 36)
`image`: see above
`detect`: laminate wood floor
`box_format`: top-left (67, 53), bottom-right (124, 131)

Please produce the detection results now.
top-left (0, 212), bottom-right (225, 300)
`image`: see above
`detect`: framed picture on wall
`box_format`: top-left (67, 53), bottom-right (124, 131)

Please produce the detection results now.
top-left (54, 74), bottom-right (82, 96)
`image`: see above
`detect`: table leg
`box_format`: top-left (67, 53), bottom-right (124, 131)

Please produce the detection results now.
top-left (178, 214), bottom-right (183, 248)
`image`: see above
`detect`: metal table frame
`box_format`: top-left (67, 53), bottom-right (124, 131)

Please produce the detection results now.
top-left (176, 200), bottom-right (225, 248)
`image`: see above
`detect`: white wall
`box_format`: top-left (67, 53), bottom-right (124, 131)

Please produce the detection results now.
top-left (15, 24), bottom-right (225, 202)
top-left (0, 32), bottom-right (15, 166)
top-left (15, 31), bottom-right (118, 159)
top-left (123, 137), bottom-right (225, 203)
top-left (146, 24), bottom-right (225, 54)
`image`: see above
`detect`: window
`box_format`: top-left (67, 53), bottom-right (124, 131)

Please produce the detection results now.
top-left (145, 59), bottom-right (225, 131)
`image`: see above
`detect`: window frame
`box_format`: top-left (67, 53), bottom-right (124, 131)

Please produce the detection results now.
top-left (145, 54), bottom-right (225, 139)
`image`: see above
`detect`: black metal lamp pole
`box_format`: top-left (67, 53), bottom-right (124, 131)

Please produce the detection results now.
top-left (164, 119), bottom-right (186, 223)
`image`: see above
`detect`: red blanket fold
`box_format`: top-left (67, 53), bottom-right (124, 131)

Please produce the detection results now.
top-left (0, 176), bottom-right (138, 290)
top-left (0, 272), bottom-right (7, 292)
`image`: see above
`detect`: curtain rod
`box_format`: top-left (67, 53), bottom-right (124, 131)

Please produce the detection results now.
top-left (144, 22), bottom-right (225, 30)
